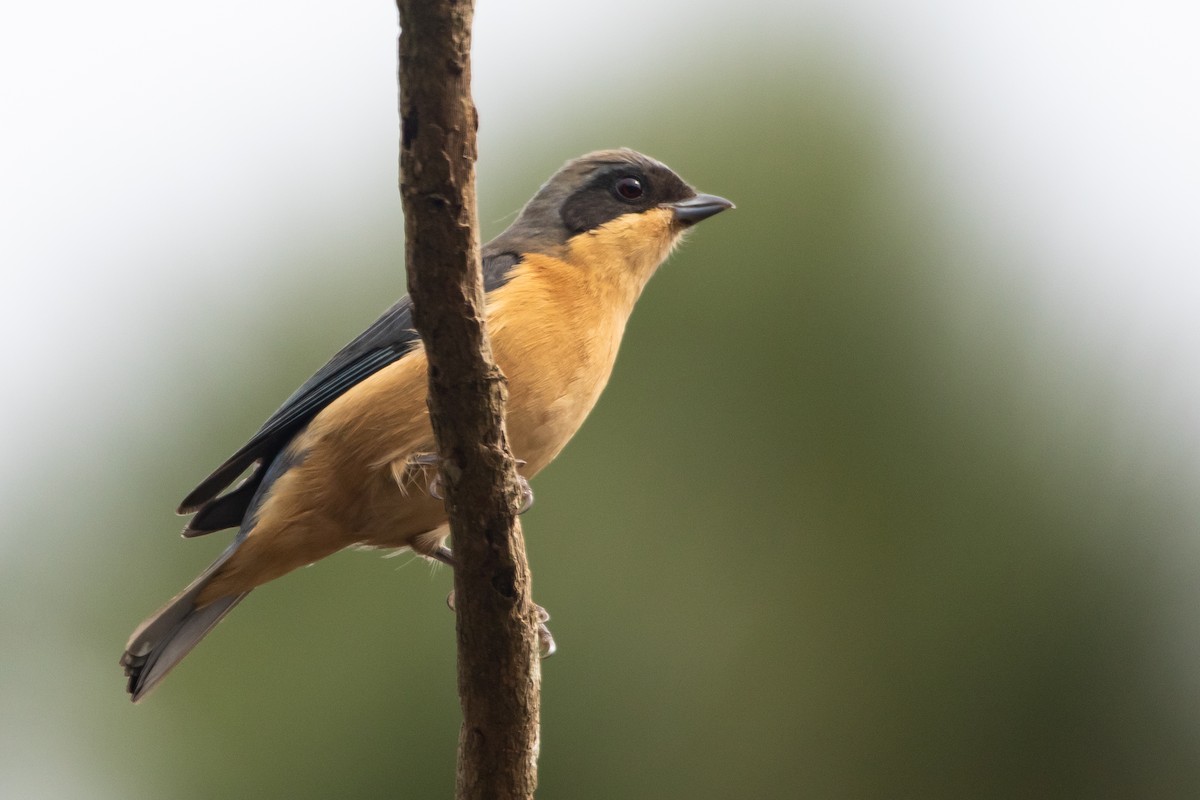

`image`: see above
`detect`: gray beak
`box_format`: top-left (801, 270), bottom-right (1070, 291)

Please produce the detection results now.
top-left (669, 193), bottom-right (735, 225)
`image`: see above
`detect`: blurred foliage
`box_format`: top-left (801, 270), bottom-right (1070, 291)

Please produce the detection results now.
top-left (4, 43), bottom-right (1200, 800)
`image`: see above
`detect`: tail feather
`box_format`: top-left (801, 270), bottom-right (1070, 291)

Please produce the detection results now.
top-left (120, 546), bottom-right (248, 702)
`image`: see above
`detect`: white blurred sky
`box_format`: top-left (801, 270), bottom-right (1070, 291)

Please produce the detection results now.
top-left (2, 0), bottom-right (1199, 525)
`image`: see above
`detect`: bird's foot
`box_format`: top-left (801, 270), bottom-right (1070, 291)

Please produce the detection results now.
top-left (535, 603), bottom-right (556, 657)
top-left (446, 588), bottom-right (557, 658)
top-left (409, 454), bottom-right (533, 513)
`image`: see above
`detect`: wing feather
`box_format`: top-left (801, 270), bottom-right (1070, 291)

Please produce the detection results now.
top-left (177, 252), bottom-right (521, 522)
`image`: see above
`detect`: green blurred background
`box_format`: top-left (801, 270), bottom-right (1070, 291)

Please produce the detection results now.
top-left (4, 2), bottom-right (1200, 798)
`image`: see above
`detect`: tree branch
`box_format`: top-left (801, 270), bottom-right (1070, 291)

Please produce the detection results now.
top-left (396, 2), bottom-right (540, 797)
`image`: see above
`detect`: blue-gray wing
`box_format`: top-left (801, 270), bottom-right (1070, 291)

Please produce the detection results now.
top-left (177, 252), bottom-right (521, 530)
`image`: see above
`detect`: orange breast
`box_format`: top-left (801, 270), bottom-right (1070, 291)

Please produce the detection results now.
top-left (199, 210), bottom-right (682, 601)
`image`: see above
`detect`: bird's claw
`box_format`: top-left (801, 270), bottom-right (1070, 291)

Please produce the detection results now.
top-left (536, 608), bottom-right (556, 657)
top-left (414, 455), bottom-right (533, 513)
top-left (445, 590), bottom-right (556, 658)
top-left (515, 471), bottom-right (534, 514)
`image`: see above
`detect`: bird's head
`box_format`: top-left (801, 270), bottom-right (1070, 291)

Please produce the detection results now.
top-left (485, 149), bottom-right (732, 292)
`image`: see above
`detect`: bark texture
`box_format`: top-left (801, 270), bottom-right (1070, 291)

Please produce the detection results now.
top-left (396, 2), bottom-right (540, 798)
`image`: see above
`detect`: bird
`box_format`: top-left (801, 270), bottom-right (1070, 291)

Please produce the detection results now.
top-left (121, 148), bottom-right (733, 702)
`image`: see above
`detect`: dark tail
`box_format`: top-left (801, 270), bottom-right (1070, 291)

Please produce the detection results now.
top-left (120, 545), bottom-right (248, 702)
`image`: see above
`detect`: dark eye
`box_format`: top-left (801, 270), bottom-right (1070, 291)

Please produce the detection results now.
top-left (614, 176), bottom-right (644, 201)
